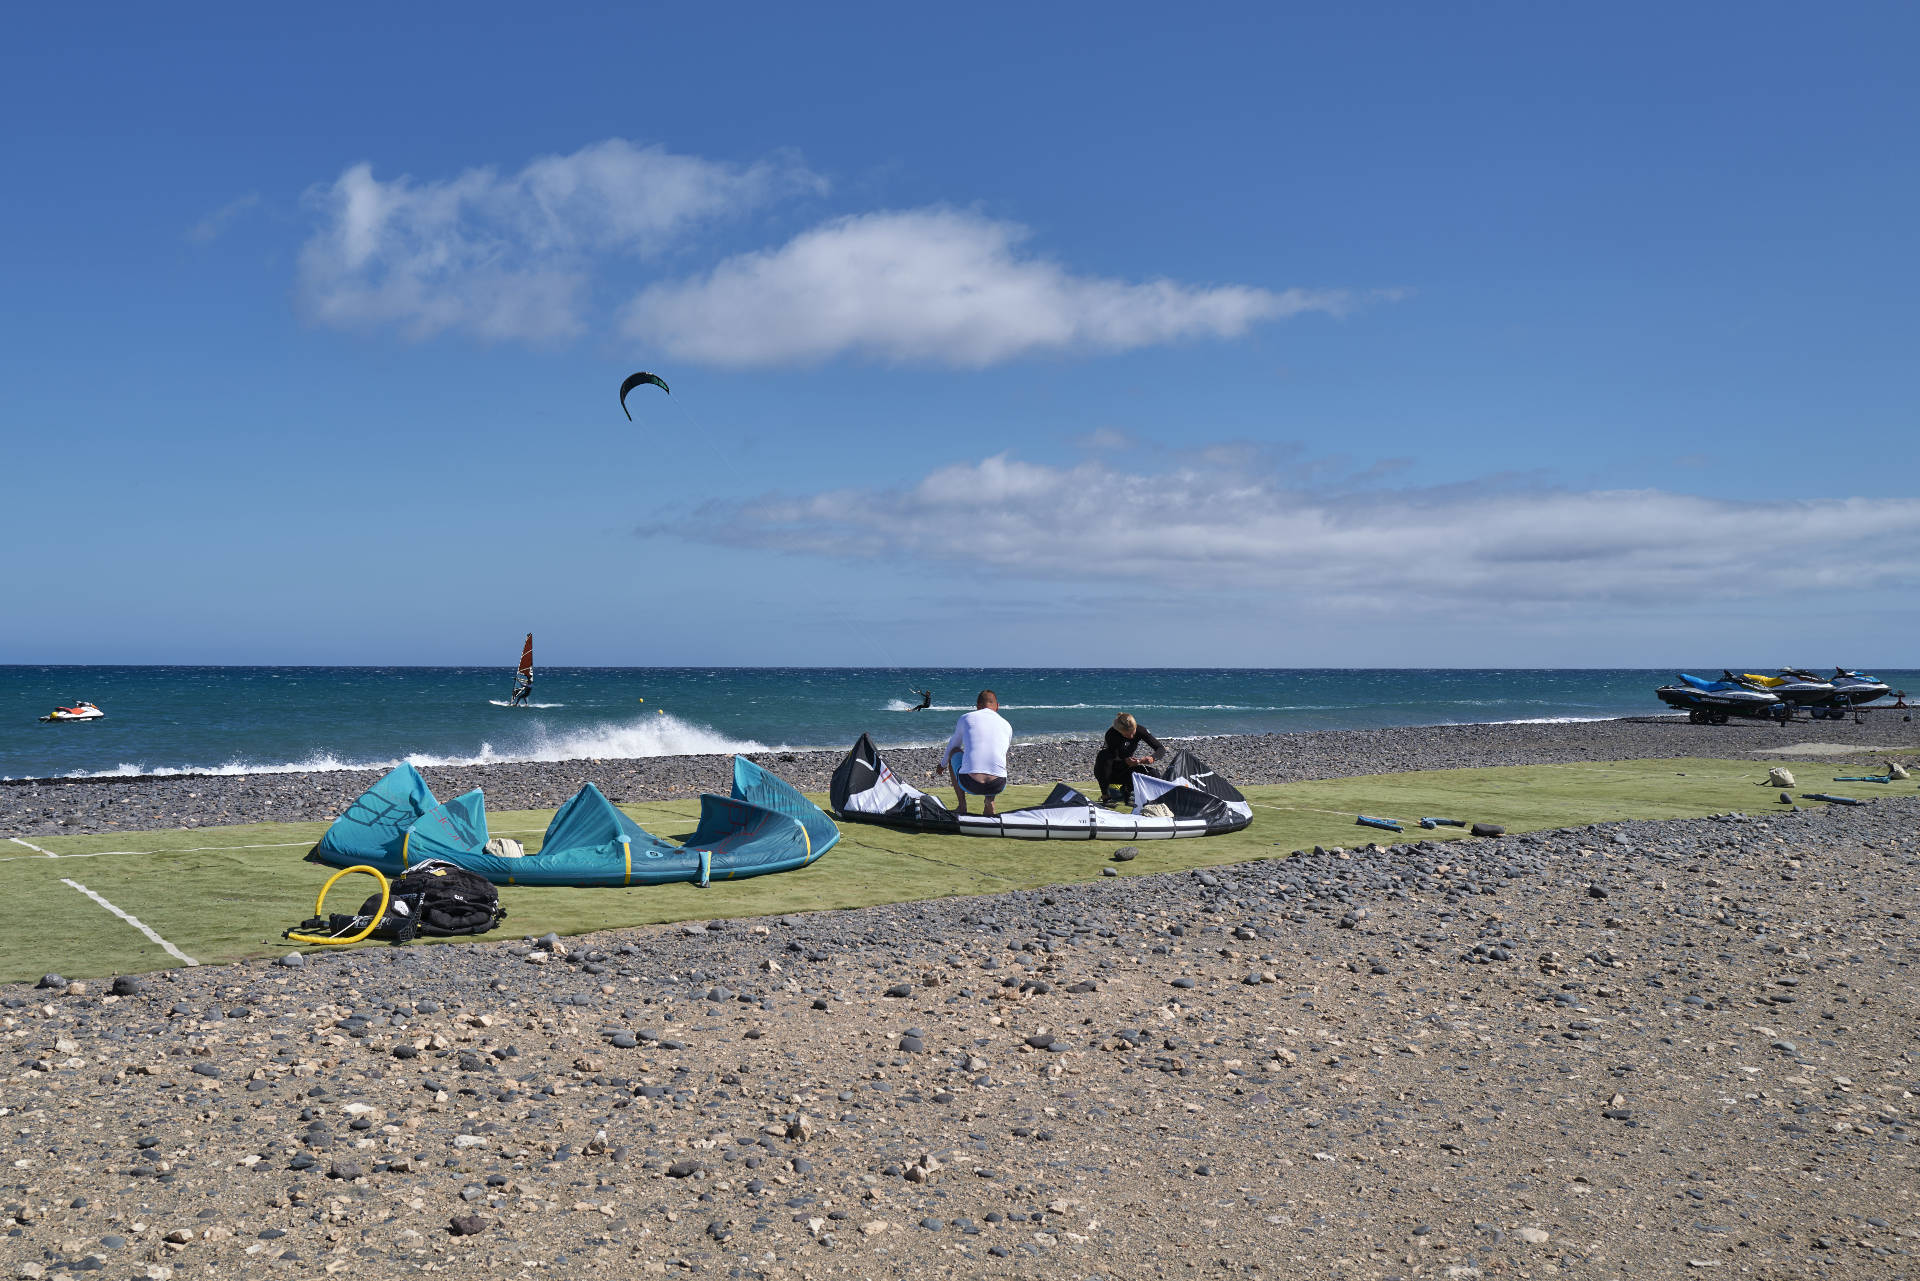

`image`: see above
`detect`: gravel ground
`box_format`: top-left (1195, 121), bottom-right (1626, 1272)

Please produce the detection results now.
top-left (4, 793), bottom-right (1918, 1278)
top-left (4, 714), bottom-right (1916, 839)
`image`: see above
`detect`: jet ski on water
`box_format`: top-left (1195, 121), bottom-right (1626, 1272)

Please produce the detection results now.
top-left (40, 701), bottom-right (104, 722)
top-left (1656, 674), bottom-right (1787, 724)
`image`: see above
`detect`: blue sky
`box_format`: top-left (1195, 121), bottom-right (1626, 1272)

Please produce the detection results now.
top-left (4, 3), bottom-right (1915, 667)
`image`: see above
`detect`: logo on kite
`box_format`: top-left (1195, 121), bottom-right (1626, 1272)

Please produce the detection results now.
top-left (619, 371), bottom-right (670, 420)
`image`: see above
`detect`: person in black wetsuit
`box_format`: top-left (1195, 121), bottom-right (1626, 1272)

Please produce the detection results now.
top-left (911, 689), bottom-right (932, 711)
top-left (1094, 712), bottom-right (1165, 804)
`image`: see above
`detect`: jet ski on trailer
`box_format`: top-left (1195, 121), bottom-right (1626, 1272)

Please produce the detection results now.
top-left (1734, 672), bottom-right (1836, 707)
top-left (828, 734), bottom-right (1252, 840)
top-left (1655, 674), bottom-right (1787, 724)
top-left (1779, 668), bottom-right (1891, 718)
top-left (40, 702), bottom-right (104, 722)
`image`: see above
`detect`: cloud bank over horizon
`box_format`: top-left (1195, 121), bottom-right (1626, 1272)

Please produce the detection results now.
top-left (296, 140), bottom-right (1364, 360)
top-left (649, 450), bottom-right (1920, 616)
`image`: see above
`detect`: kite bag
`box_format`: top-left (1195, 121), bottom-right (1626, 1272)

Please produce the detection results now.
top-left (354, 859), bottom-right (506, 940)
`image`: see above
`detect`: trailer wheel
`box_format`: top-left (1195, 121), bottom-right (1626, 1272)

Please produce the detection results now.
top-left (1709, 711), bottom-right (1729, 725)
top-left (1688, 709), bottom-right (1707, 724)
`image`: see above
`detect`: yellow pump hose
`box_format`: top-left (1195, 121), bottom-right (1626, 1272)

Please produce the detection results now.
top-left (285, 864), bottom-right (390, 946)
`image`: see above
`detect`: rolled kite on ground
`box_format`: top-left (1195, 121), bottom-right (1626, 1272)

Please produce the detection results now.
top-left (828, 733), bottom-right (1252, 840)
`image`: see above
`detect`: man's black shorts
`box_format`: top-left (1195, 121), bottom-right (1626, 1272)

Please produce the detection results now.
top-left (949, 750), bottom-right (1007, 796)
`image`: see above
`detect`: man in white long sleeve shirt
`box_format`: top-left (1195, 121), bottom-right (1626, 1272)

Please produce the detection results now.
top-left (935, 690), bottom-right (1012, 816)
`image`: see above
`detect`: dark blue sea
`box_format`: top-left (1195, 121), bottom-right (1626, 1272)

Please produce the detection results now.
top-left (3, 666), bottom-right (1914, 780)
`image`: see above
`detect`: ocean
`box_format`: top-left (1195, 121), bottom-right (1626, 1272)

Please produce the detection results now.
top-left (3, 666), bottom-right (1914, 780)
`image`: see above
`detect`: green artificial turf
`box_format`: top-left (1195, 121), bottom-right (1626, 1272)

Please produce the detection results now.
top-left (0, 755), bottom-right (1878, 982)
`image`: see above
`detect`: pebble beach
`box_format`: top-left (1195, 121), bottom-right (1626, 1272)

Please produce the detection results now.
top-left (4, 716), bottom-right (1918, 1277)
top-left (4, 714), bottom-right (1916, 838)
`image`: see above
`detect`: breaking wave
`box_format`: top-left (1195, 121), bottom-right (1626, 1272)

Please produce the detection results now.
top-left (46, 712), bottom-right (770, 780)
top-left (884, 700), bottom-right (1296, 713)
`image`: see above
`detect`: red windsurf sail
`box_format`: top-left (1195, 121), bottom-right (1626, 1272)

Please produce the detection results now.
top-left (511, 634), bottom-right (534, 702)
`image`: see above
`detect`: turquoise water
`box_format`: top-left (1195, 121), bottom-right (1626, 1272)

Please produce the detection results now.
top-left (3, 666), bottom-right (1914, 780)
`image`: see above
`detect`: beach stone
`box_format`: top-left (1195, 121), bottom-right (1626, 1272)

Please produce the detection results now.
top-left (110, 976), bottom-right (142, 996)
top-left (884, 984), bottom-right (913, 998)
top-left (448, 1214), bottom-right (487, 1236)
top-left (277, 953), bottom-right (304, 968)
top-left (1112, 846), bottom-right (1138, 862)
top-left (1514, 1228), bottom-right (1550, 1245)
top-left (35, 974), bottom-right (66, 990)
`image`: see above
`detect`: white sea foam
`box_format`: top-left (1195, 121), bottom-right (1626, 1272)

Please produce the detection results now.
top-left (883, 700), bottom-right (1297, 713)
top-left (47, 712), bottom-right (770, 780)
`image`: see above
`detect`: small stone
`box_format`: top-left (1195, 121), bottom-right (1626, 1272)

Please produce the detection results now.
top-left (36, 974), bottom-right (66, 990)
top-left (1171, 977), bottom-right (1196, 990)
top-left (1514, 1227), bottom-right (1549, 1245)
top-left (1101, 867), bottom-right (1118, 877)
top-left (884, 983), bottom-right (912, 998)
top-left (1112, 846), bottom-right (1138, 862)
top-left (898, 1036), bottom-right (925, 1053)
top-left (666, 1159), bottom-right (705, 1178)
top-left (277, 953), bottom-right (304, 968)
top-left (111, 976), bottom-right (143, 996)
top-left (448, 1214), bottom-right (487, 1236)
top-left (609, 1033), bottom-right (638, 1049)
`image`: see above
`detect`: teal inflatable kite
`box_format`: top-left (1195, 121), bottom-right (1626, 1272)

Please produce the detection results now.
top-left (312, 761), bottom-right (436, 867)
top-left (311, 757), bottom-right (837, 888)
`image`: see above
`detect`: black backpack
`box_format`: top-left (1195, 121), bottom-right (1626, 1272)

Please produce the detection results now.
top-left (356, 860), bottom-right (506, 940)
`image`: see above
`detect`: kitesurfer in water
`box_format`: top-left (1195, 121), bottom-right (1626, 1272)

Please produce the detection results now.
top-left (935, 691), bottom-right (1011, 817)
top-left (1095, 713), bottom-right (1165, 805)
top-left (911, 689), bottom-right (932, 711)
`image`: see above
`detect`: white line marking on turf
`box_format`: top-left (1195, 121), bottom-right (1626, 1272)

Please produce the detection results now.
top-left (9, 837), bottom-right (57, 857)
top-left (59, 878), bottom-right (199, 966)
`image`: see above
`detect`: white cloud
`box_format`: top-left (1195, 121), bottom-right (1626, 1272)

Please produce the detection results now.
top-left (188, 192), bottom-right (260, 244)
top-left (662, 453), bottom-right (1920, 612)
top-left (623, 209), bottom-right (1364, 366)
top-left (297, 140), bottom-right (823, 342)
